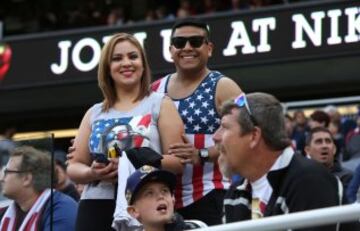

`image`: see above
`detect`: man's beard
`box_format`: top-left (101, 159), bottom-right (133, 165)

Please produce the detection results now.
top-left (218, 153), bottom-right (233, 179)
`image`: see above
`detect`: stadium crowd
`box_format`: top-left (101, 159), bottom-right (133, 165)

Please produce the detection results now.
top-left (2, 0), bottom-right (308, 36)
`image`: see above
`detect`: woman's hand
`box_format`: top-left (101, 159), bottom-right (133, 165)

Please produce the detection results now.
top-left (90, 158), bottom-right (118, 183)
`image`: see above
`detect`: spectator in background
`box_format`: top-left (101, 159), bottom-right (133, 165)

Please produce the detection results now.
top-left (0, 125), bottom-right (17, 168)
top-left (342, 112), bottom-right (360, 171)
top-left (324, 105), bottom-right (345, 161)
top-left (0, 146), bottom-right (77, 231)
top-left (294, 110), bottom-right (307, 128)
top-left (305, 127), bottom-right (353, 200)
top-left (329, 120), bottom-right (343, 144)
top-left (152, 17), bottom-right (242, 226)
top-left (176, 0), bottom-right (195, 18)
top-left (284, 114), bottom-right (295, 147)
top-left (347, 163), bottom-right (360, 203)
top-left (144, 9), bottom-right (156, 22)
top-left (54, 150), bottom-right (80, 201)
top-left (177, 8), bottom-right (190, 18)
top-left (107, 7), bottom-right (125, 26)
top-left (328, 120), bottom-right (345, 162)
top-left (308, 110), bottom-right (330, 129)
top-left (0, 124), bottom-right (14, 203)
top-left (345, 110), bottom-right (360, 146)
top-left (341, 108), bottom-right (357, 145)
top-left (291, 110), bottom-right (308, 155)
top-left (324, 105), bottom-right (342, 124)
top-left (213, 92), bottom-right (341, 230)
top-left (155, 5), bottom-right (175, 21)
top-left (2, 0), bottom-right (285, 36)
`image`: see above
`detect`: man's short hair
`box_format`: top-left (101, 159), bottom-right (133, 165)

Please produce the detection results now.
top-left (171, 17), bottom-right (210, 39)
top-left (310, 110), bottom-right (330, 127)
top-left (11, 146), bottom-right (51, 193)
top-left (305, 127), bottom-right (334, 146)
top-left (221, 92), bottom-right (291, 151)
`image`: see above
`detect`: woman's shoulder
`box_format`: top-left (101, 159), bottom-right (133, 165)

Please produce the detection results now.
top-left (90, 102), bottom-right (104, 110)
top-left (149, 91), bottom-right (165, 98)
top-left (146, 91), bottom-right (166, 102)
top-left (87, 102), bottom-right (105, 122)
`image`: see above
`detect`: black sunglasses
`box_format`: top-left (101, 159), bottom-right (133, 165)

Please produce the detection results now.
top-left (171, 36), bottom-right (207, 49)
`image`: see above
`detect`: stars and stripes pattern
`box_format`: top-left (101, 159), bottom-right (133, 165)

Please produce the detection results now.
top-left (89, 114), bottom-right (152, 157)
top-left (152, 71), bottom-right (229, 208)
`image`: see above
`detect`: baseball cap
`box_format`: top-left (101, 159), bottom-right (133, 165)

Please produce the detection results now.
top-left (125, 165), bottom-right (176, 205)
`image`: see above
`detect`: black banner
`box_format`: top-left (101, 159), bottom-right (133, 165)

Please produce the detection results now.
top-left (0, 0), bottom-right (359, 89)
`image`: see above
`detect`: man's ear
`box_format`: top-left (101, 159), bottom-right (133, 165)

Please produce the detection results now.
top-left (127, 206), bottom-right (140, 219)
top-left (332, 145), bottom-right (337, 156)
top-left (172, 194), bottom-right (175, 205)
top-left (304, 145), bottom-right (311, 156)
top-left (207, 42), bottom-right (214, 57)
top-left (169, 46), bottom-right (174, 60)
top-left (249, 127), bottom-right (261, 149)
top-left (22, 173), bottom-right (33, 187)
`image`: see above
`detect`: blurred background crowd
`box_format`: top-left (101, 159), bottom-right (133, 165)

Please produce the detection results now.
top-left (1, 0), bottom-right (310, 36)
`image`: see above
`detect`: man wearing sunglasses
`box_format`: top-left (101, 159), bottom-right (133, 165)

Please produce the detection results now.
top-left (0, 146), bottom-right (78, 231)
top-left (152, 17), bottom-right (241, 225)
top-left (213, 92), bottom-right (342, 230)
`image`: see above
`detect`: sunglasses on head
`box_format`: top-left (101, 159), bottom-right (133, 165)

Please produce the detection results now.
top-left (171, 36), bottom-right (207, 49)
top-left (234, 93), bottom-right (258, 126)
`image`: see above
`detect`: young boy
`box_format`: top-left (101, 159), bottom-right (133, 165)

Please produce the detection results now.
top-left (125, 165), bottom-right (207, 231)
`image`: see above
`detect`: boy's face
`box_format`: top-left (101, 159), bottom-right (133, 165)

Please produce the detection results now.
top-left (128, 181), bottom-right (175, 227)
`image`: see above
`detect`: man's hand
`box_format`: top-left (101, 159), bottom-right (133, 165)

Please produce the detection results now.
top-left (169, 134), bottom-right (201, 165)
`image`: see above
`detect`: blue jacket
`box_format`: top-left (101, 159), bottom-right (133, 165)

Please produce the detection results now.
top-left (0, 191), bottom-right (78, 231)
top-left (346, 163), bottom-right (360, 203)
top-left (42, 191), bottom-right (78, 231)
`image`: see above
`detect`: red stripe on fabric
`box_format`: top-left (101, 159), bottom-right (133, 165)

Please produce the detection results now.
top-left (133, 114), bottom-right (152, 147)
top-left (1, 218), bottom-right (10, 231)
top-left (151, 79), bottom-right (161, 91)
top-left (213, 162), bottom-right (224, 189)
top-left (175, 175), bottom-right (183, 209)
top-left (34, 212), bottom-right (41, 231)
top-left (260, 201), bottom-right (267, 215)
top-left (192, 134), bottom-right (204, 201)
top-left (23, 213), bottom-right (39, 231)
top-left (12, 216), bottom-right (17, 231)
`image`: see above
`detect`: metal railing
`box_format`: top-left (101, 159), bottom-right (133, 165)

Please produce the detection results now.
top-left (196, 203), bottom-right (360, 231)
top-left (284, 96), bottom-right (360, 109)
